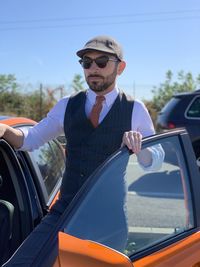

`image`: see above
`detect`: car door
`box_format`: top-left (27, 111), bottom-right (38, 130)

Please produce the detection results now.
top-left (22, 139), bottom-right (65, 210)
top-left (16, 125), bottom-right (65, 212)
top-left (3, 129), bottom-right (200, 267)
top-left (0, 139), bottom-right (34, 264)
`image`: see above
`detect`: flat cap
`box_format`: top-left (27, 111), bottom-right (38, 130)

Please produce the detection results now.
top-left (76, 35), bottom-right (123, 61)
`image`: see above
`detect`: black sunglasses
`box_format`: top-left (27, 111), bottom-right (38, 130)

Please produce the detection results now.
top-left (79, 55), bottom-right (119, 69)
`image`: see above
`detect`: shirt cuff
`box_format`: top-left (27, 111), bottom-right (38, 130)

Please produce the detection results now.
top-left (17, 128), bottom-right (28, 151)
top-left (138, 144), bottom-right (165, 171)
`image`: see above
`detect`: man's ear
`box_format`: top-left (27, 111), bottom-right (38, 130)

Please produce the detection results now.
top-left (117, 61), bottom-right (126, 75)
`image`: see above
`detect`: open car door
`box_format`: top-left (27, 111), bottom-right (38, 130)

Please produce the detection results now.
top-left (0, 139), bottom-right (34, 265)
top-left (3, 129), bottom-right (200, 267)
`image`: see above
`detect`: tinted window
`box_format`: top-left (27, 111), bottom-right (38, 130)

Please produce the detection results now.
top-left (29, 140), bottom-right (65, 196)
top-left (160, 97), bottom-right (180, 114)
top-left (50, 141), bottom-right (65, 174)
top-left (18, 126), bottom-right (65, 201)
top-left (63, 136), bottom-right (194, 257)
top-left (186, 96), bottom-right (200, 118)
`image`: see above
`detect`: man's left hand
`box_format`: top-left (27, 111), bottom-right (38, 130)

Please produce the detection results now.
top-left (121, 131), bottom-right (142, 154)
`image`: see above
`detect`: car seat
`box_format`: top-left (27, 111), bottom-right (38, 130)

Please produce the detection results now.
top-left (0, 200), bottom-right (14, 266)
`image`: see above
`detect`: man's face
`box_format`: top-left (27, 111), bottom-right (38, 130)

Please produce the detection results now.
top-left (81, 51), bottom-right (125, 94)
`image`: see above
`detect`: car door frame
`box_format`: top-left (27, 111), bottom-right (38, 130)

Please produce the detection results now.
top-left (0, 139), bottom-right (34, 241)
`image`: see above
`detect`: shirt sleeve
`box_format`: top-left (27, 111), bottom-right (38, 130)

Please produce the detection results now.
top-left (132, 100), bottom-right (165, 171)
top-left (20, 96), bottom-right (69, 151)
top-left (138, 144), bottom-right (165, 171)
top-left (131, 100), bottom-right (155, 137)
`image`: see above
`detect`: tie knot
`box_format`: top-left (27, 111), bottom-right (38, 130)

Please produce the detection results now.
top-left (96, 95), bottom-right (105, 104)
top-left (89, 95), bottom-right (105, 128)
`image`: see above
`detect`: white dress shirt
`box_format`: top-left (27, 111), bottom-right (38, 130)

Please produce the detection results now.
top-left (21, 87), bottom-right (155, 151)
top-left (20, 87), bottom-right (164, 171)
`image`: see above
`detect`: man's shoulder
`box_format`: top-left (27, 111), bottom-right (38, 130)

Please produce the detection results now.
top-left (120, 91), bottom-right (134, 103)
top-left (66, 90), bottom-right (87, 111)
top-left (119, 91), bottom-right (146, 106)
top-left (70, 90), bottom-right (87, 99)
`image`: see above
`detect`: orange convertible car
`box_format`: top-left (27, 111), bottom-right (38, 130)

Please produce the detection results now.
top-left (2, 126), bottom-right (200, 266)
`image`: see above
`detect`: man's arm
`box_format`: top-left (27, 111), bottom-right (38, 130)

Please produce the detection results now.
top-left (121, 131), bottom-right (165, 170)
top-left (0, 123), bottom-right (24, 149)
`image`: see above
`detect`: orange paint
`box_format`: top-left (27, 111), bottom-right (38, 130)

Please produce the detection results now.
top-left (134, 231), bottom-right (200, 267)
top-left (49, 191), bottom-right (60, 210)
top-left (54, 232), bottom-right (133, 267)
top-left (52, 231), bottom-right (200, 267)
top-left (1, 117), bottom-right (36, 126)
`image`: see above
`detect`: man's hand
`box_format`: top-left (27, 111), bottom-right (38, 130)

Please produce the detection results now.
top-left (0, 123), bottom-right (7, 138)
top-left (121, 131), bottom-right (142, 154)
top-left (0, 123), bottom-right (24, 149)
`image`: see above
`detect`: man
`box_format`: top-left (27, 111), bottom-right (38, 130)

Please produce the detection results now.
top-left (0, 35), bottom-right (161, 205)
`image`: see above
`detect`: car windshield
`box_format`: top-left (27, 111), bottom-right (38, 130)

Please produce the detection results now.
top-left (63, 135), bottom-right (194, 257)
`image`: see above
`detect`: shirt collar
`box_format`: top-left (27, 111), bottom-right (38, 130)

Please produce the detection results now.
top-left (87, 86), bottom-right (119, 107)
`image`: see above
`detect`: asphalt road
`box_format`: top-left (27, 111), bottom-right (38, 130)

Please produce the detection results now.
top-left (123, 159), bottom-right (191, 253)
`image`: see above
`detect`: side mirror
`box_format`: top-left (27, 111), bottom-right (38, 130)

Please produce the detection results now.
top-left (53, 232), bottom-right (133, 267)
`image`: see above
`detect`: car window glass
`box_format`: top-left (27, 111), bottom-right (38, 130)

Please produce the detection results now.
top-left (160, 97), bottom-right (180, 114)
top-left (29, 141), bottom-right (64, 196)
top-left (18, 126), bottom-right (65, 201)
top-left (186, 96), bottom-right (200, 118)
top-left (49, 140), bottom-right (65, 175)
top-left (63, 136), bottom-right (194, 257)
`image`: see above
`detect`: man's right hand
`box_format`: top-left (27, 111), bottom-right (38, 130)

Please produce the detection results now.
top-left (0, 123), bottom-right (7, 138)
top-left (0, 123), bottom-right (24, 149)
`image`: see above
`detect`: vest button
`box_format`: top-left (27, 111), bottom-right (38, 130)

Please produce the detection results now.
top-left (80, 173), bottom-right (85, 177)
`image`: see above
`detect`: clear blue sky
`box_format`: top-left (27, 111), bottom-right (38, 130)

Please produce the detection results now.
top-left (0, 0), bottom-right (200, 100)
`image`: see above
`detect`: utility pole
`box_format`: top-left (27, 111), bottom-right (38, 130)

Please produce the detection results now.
top-left (39, 83), bottom-right (43, 119)
top-left (60, 86), bottom-right (64, 99)
top-left (133, 81), bottom-right (136, 98)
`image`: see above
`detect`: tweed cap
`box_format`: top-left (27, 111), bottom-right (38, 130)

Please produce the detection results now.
top-left (76, 35), bottom-right (123, 61)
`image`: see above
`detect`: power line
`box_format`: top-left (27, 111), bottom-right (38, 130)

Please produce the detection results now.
top-left (0, 15), bottom-right (200, 32)
top-left (0, 9), bottom-right (200, 24)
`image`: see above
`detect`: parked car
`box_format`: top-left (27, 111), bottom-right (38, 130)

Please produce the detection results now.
top-left (3, 129), bottom-right (200, 267)
top-left (0, 116), bottom-right (65, 266)
top-left (157, 89), bottom-right (200, 167)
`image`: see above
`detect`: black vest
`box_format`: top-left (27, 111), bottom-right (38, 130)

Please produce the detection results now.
top-left (60, 91), bottom-right (134, 204)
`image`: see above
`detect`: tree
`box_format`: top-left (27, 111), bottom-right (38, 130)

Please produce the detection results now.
top-left (0, 74), bottom-right (23, 115)
top-left (71, 74), bottom-right (85, 92)
top-left (143, 70), bottom-right (200, 128)
top-left (151, 70), bottom-right (200, 112)
top-left (21, 86), bottom-right (60, 121)
top-left (0, 74), bottom-right (18, 93)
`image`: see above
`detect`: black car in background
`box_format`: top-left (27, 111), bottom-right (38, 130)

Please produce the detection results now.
top-left (157, 89), bottom-right (200, 165)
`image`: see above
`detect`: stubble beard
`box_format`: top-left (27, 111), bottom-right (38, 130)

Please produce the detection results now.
top-left (86, 67), bottom-right (118, 93)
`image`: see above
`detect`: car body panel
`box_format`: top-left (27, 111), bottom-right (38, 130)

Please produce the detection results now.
top-left (52, 231), bottom-right (200, 267)
top-left (0, 116), bottom-right (36, 127)
top-left (134, 231), bottom-right (200, 266)
top-left (53, 232), bottom-right (133, 267)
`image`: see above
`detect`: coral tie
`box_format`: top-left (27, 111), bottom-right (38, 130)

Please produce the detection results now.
top-left (89, 95), bottom-right (105, 128)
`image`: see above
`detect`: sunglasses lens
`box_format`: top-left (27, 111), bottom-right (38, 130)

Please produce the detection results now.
top-left (80, 58), bottom-right (92, 69)
top-left (80, 56), bottom-right (110, 69)
top-left (95, 56), bottom-right (109, 68)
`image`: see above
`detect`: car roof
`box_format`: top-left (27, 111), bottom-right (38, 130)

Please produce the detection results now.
top-left (0, 116), bottom-right (36, 127)
top-left (174, 89), bottom-right (200, 97)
